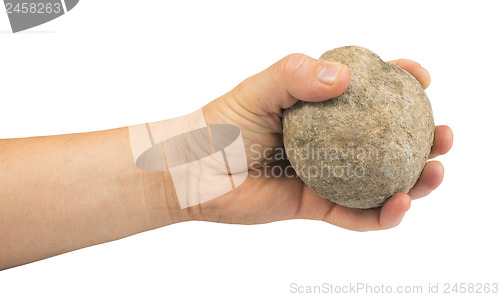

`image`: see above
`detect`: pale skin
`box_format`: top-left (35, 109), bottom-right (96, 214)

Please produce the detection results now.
top-left (0, 54), bottom-right (453, 270)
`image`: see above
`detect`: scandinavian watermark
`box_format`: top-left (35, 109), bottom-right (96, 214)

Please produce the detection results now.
top-left (249, 144), bottom-right (379, 181)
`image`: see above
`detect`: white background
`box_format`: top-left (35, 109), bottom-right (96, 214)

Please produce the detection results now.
top-left (0, 1), bottom-right (498, 296)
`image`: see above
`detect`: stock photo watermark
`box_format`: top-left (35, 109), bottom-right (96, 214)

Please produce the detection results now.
top-left (289, 282), bottom-right (499, 295)
top-left (249, 144), bottom-right (379, 181)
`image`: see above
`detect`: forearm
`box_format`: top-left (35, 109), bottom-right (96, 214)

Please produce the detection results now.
top-left (0, 127), bottom-right (189, 269)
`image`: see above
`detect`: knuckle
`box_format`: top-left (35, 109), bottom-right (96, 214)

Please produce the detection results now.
top-left (279, 53), bottom-right (309, 80)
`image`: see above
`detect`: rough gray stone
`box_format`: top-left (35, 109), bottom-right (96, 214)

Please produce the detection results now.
top-left (283, 46), bottom-right (434, 209)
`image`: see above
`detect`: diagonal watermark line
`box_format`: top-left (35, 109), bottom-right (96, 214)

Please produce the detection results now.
top-left (60, 0), bottom-right (67, 13)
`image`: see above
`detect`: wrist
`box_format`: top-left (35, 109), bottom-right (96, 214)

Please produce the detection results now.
top-left (139, 168), bottom-right (194, 228)
top-left (128, 107), bottom-right (248, 227)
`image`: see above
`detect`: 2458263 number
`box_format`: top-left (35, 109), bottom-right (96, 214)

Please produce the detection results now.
top-left (5, 2), bottom-right (62, 14)
top-left (443, 283), bottom-right (498, 294)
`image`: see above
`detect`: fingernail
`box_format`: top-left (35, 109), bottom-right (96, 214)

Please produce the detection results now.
top-left (318, 65), bottom-right (343, 84)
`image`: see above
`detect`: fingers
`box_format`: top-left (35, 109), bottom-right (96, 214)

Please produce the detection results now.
top-left (406, 125), bottom-right (452, 199)
top-left (387, 59), bottom-right (431, 89)
top-left (408, 160), bottom-right (444, 199)
top-left (313, 159), bottom-right (445, 230)
top-left (231, 53), bottom-right (351, 114)
top-left (385, 64), bottom-right (454, 158)
top-left (379, 193), bottom-right (412, 229)
top-left (318, 191), bottom-right (411, 232)
top-left (306, 124), bottom-right (452, 231)
top-left (429, 125), bottom-right (454, 159)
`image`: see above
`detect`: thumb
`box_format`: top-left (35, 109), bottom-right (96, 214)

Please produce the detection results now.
top-left (230, 53), bottom-right (351, 114)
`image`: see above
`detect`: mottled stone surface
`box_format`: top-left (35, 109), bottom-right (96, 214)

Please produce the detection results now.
top-left (283, 46), bottom-right (434, 209)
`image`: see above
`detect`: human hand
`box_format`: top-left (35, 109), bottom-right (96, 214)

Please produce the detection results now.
top-left (197, 53), bottom-right (453, 231)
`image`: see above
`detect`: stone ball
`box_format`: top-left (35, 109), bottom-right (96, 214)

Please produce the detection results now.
top-left (283, 46), bottom-right (434, 209)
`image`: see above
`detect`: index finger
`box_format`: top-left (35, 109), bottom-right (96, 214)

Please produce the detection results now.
top-left (387, 59), bottom-right (431, 89)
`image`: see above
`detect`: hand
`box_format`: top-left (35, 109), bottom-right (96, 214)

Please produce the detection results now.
top-left (198, 53), bottom-right (453, 231)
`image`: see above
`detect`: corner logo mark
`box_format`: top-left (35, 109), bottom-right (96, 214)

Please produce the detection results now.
top-left (4, 0), bottom-right (79, 33)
